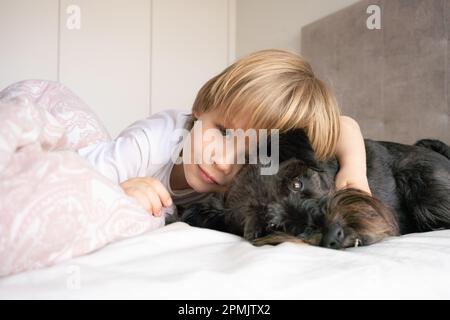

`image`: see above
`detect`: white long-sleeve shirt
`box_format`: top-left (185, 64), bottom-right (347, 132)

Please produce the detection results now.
top-left (76, 109), bottom-right (211, 206)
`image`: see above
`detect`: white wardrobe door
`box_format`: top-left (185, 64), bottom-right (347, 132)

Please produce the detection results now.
top-left (0, 0), bottom-right (58, 90)
top-left (151, 0), bottom-right (231, 115)
top-left (59, 0), bottom-right (151, 138)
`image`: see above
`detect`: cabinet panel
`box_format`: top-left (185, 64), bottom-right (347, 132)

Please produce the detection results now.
top-left (59, 0), bottom-right (151, 138)
top-left (0, 0), bottom-right (58, 90)
top-left (151, 0), bottom-right (230, 114)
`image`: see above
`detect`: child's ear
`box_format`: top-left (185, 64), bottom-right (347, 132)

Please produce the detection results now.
top-left (192, 110), bottom-right (199, 119)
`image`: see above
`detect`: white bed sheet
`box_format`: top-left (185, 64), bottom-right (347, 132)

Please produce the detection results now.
top-left (1, 222), bottom-right (449, 299)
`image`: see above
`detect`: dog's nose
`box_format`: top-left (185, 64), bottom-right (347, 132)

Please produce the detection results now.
top-left (321, 223), bottom-right (345, 249)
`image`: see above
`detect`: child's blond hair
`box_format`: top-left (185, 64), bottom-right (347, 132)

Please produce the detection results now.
top-left (189, 49), bottom-right (340, 161)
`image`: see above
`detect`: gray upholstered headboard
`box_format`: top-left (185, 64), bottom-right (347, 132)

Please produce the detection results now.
top-left (301, 0), bottom-right (449, 144)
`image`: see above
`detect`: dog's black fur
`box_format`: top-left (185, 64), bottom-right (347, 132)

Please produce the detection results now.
top-left (170, 129), bottom-right (450, 249)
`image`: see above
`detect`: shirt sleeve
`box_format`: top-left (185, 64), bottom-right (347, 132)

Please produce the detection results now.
top-left (77, 109), bottom-right (185, 184)
top-left (76, 127), bottom-right (152, 184)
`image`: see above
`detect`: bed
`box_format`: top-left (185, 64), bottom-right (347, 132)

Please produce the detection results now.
top-left (1, 223), bottom-right (450, 299)
top-left (1, 0), bottom-right (450, 300)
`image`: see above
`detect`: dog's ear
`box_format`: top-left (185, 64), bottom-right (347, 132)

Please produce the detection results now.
top-left (324, 188), bottom-right (399, 248)
top-left (268, 128), bottom-right (322, 171)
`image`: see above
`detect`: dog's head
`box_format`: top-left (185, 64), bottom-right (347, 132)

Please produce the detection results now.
top-left (225, 129), bottom-right (399, 248)
top-left (227, 161), bottom-right (399, 248)
top-left (225, 158), bottom-right (329, 244)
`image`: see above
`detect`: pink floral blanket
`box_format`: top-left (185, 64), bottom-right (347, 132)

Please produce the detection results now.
top-left (0, 80), bottom-right (164, 277)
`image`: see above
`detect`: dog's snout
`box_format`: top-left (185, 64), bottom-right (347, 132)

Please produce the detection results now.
top-left (321, 223), bottom-right (345, 249)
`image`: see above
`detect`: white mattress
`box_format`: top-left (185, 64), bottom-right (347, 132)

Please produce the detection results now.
top-left (1, 222), bottom-right (450, 299)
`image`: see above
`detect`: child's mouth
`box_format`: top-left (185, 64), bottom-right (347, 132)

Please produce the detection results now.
top-left (198, 165), bottom-right (219, 185)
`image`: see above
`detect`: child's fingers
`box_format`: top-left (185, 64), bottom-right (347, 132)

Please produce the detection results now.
top-left (146, 187), bottom-right (164, 216)
top-left (125, 187), bottom-right (163, 217)
top-left (146, 178), bottom-right (173, 207)
top-left (119, 177), bottom-right (173, 214)
top-left (124, 187), bottom-right (153, 213)
top-left (335, 180), bottom-right (348, 190)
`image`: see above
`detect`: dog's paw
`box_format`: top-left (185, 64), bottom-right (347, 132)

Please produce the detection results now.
top-left (243, 217), bottom-right (268, 242)
top-left (243, 229), bottom-right (266, 241)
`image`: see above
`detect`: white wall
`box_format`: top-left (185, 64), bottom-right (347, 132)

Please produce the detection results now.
top-left (0, 0), bottom-right (359, 137)
top-left (151, 0), bottom-right (235, 115)
top-left (236, 0), bottom-right (360, 58)
top-left (0, 0), bottom-right (235, 138)
top-left (59, 0), bottom-right (151, 138)
top-left (0, 0), bottom-right (59, 87)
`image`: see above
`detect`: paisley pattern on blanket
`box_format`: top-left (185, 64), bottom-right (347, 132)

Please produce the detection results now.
top-left (0, 79), bottom-right (111, 151)
top-left (0, 80), bottom-right (164, 277)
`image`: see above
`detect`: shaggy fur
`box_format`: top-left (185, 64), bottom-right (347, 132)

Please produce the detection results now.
top-left (171, 129), bottom-right (450, 249)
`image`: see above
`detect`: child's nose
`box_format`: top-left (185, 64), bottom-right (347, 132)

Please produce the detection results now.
top-left (211, 150), bottom-right (235, 175)
top-left (214, 161), bottom-right (233, 176)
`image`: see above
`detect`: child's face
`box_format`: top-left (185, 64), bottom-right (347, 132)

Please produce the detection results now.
top-left (182, 109), bottom-right (250, 193)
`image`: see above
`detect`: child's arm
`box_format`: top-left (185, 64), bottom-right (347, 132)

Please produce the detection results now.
top-left (334, 116), bottom-right (372, 195)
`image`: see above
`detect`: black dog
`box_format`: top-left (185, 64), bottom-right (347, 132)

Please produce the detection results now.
top-left (171, 129), bottom-right (450, 249)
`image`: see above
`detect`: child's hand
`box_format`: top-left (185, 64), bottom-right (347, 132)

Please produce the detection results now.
top-left (335, 165), bottom-right (372, 195)
top-left (120, 177), bottom-right (173, 216)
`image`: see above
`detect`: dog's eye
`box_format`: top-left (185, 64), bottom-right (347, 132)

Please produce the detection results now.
top-left (268, 223), bottom-right (284, 232)
top-left (288, 177), bottom-right (303, 192)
